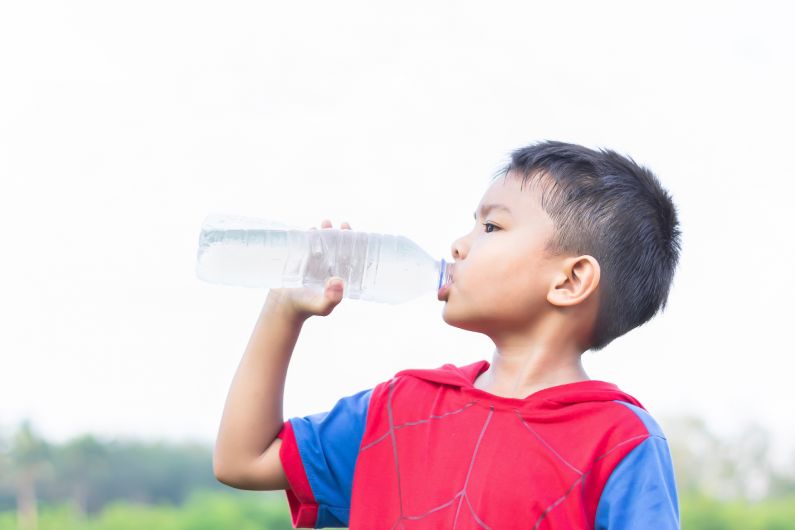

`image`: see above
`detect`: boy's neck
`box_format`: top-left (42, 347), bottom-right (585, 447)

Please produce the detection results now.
top-left (474, 306), bottom-right (593, 399)
top-left (474, 343), bottom-right (589, 400)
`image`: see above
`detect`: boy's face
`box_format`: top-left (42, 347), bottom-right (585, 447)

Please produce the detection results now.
top-left (441, 171), bottom-right (560, 334)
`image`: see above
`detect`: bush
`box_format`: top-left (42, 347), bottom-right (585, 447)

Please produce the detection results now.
top-left (0, 489), bottom-right (294, 530)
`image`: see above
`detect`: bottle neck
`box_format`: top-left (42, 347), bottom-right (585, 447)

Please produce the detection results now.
top-left (437, 258), bottom-right (448, 290)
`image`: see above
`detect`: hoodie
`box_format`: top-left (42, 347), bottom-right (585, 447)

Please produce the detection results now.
top-left (277, 361), bottom-right (680, 529)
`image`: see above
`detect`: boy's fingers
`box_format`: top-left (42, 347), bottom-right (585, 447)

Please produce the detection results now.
top-left (311, 220), bottom-right (351, 230)
top-left (308, 220), bottom-right (353, 229)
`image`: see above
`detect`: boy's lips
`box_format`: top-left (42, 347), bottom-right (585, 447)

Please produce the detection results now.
top-left (437, 282), bottom-right (451, 301)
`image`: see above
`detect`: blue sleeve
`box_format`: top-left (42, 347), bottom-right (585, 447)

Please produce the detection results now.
top-left (288, 387), bottom-right (372, 527)
top-left (596, 403), bottom-right (680, 530)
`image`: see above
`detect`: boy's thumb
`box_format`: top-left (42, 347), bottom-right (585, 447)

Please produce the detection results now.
top-left (325, 277), bottom-right (345, 303)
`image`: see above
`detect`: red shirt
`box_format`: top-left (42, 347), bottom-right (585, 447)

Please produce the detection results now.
top-left (277, 360), bottom-right (679, 529)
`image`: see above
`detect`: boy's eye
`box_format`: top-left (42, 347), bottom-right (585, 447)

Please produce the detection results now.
top-left (482, 222), bottom-right (499, 233)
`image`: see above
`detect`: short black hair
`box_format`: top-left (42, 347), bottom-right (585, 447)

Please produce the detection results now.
top-left (495, 140), bottom-right (682, 351)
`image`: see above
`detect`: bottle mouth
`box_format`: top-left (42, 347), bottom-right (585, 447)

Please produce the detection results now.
top-left (437, 259), bottom-right (454, 290)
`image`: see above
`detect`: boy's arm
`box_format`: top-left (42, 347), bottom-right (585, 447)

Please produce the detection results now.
top-left (213, 220), bottom-right (351, 492)
top-left (212, 291), bottom-right (308, 490)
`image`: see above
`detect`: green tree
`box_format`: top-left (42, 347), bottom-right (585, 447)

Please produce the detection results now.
top-left (2, 422), bottom-right (54, 530)
top-left (664, 415), bottom-right (787, 501)
top-left (49, 435), bottom-right (110, 518)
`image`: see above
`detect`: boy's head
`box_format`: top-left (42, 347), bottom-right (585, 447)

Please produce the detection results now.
top-left (442, 140), bottom-right (681, 352)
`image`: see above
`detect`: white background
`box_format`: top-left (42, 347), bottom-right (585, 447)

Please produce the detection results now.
top-left (1, 1), bottom-right (793, 464)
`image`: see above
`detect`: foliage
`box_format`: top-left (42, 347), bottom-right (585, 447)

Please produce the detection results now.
top-left (1, 418), bottom-right (795, 529)
top-left (663, 415), bottom-right (791, 501)
top-left (0, 490), bottom-right (293, 530)
top-left (0, 490), bottom-right (795, 530)
top-left (681, 494), bottom-right (795, 530)
top-left (0, 426), bottom-right (227, 514)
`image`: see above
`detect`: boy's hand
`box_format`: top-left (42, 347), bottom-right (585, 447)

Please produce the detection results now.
top-left (267, 220), bottom-right (352, 320)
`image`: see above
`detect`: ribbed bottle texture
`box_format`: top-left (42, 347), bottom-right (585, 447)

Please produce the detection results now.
top-left (196, 213), bottom-right (450, 304)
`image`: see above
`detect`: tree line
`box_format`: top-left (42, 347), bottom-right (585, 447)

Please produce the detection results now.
top-left (1, 416), bottom-right (795, 529)
top-left (0, 421), bottom-right (227, 528)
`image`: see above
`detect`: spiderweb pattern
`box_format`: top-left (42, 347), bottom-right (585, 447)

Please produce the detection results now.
top-left (357, 378), bottom-right (648, 529)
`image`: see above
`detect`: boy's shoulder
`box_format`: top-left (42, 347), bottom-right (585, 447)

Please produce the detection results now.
top-left (366, 360), bottom-right (664, 440)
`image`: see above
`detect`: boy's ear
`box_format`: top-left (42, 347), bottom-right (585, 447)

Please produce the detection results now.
top-left (546, 255), bottom-right (600, 307)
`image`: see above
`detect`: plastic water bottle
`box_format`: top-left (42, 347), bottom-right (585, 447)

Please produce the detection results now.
top-left (195, 213), bottom-right (453, 304)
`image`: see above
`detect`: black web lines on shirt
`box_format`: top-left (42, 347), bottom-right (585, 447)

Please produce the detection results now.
top-left (359, 397), bottom-right (479, 451)
top-left (515, 411), bottom-right (655, 530)
top-left (361, 379), bottom-right (494, 530)
top-left (360, 379), bottom-right (652, 530)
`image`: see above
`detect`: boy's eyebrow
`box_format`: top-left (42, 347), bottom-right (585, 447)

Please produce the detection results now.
top-left (473, 203), bottom-right (512, 220)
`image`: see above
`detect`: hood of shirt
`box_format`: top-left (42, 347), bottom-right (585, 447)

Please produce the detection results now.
top-left (394, 360), bottom-right (645, 412)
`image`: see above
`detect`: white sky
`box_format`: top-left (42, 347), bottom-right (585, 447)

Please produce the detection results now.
top-left (1, 1), bottom-right (793, 463)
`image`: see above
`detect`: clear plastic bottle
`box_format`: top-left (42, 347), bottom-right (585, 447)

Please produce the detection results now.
top-left (195, 213), bottom-right (452, 304)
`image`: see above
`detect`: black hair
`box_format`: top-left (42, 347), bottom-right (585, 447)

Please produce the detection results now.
top-left (494, 140), bottom-right (682, 351)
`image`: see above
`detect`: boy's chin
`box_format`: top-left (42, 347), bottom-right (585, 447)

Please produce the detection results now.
top-left (440, 304), bottom-right (489, 333)
top-left (441, 299), bottom-right (527, 337)
top-left (440, 302), bottom-right (462, 327)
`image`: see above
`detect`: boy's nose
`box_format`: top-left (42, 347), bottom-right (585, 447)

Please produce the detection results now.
top-left (451, 237), bottom-right (467, 261)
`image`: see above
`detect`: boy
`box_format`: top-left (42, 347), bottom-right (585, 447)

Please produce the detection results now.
top-left (213, 141), bottom-right (682, 529)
